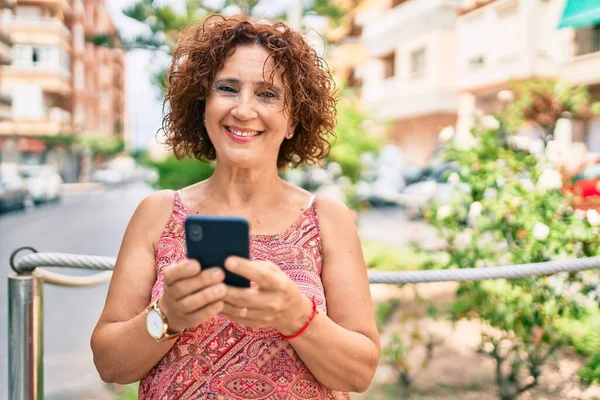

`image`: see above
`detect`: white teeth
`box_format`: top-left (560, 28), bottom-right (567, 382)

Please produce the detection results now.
top-left (228, 127), bottom-right (261, 137)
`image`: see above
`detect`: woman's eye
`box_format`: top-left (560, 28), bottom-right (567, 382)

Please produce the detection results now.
top-left (216, 85), bottom-right (237, 94)
top-left (258, 91), bottom-right (278, 99)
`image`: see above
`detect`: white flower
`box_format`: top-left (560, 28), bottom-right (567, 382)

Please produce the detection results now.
top-left (533, 222), bottom-right (550, 241)
top-left (481, 115), bottom-right (500, 131)
top-left (436, 205), bottom-right (453, 220)
top-left (448, 172), bottom-right (460, 184)
top-left (468, 201), bottom-right (482, 226)
top-left (528, 139), bottom-right (545, 157)
top-left (537, 169), bottom-right (563, 193)
top-left (469, 201), bottom-right (482, 217)
top-left (484, 188), bottom-right (498, 200)
top-left (496, 177), bottom-right (506, 187)
top-left (475, 259), bottom-right (486, 268)
top-left (497, 90), bottom-right (515, 103)
top-left (454, 230), bottom-right (473, 251)
top-left (455, 131), bottom-right (478, 151)
top-left (574, 209), bottom-right (586, 219)
top-left (507, 135), bottom-right (531, 152)
top-left (586, 209), bottom-right (600, 226)
top-left (438, 126), bottom-right (455, 143)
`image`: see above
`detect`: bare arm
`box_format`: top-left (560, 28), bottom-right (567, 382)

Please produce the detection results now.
top-left (90, 190), bottom-right (227, 384)
top-left (285, 196), bottom-right (380, 392)
top-left (90, 190), bottom-right (177, 384)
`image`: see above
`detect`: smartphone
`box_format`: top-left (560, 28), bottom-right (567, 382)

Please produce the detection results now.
top-left (184, 215), bottom-right (251, 288)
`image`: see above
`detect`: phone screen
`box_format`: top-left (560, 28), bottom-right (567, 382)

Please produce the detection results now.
top-left (184, 215), bottom-right (251, 288)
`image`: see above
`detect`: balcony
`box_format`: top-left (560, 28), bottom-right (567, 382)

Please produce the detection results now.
top-left (0, 107), bottom-right (71, 135)
top-left (4, 16), bottom-right (71, 50)
top-left (362, 0), bottom-right (459, 57)
top-left (362, 77), bottom-right (458, 120)
top-left (4, 65), bottom-right (71, 96)
top-left (562, 51), bottom-right (600, 86)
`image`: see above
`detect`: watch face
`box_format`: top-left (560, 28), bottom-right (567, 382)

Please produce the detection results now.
top-left (146, 309), bottom-right (164, 339)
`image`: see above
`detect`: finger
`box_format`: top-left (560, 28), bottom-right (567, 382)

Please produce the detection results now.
top-left (223, 286), bottom-right (271, 310)
top-left (178, 283), bottom-right (227, 314)
top-left (163, 259), bottom-right (201, 286)
top-left (170, 268), bottom-right (225, 300)
top-left (188, 300), bottom-right (225, 326)
top-left (224, 257), bottom-right (278, 288)
top-left (221, 303), bottom-right (271, 322)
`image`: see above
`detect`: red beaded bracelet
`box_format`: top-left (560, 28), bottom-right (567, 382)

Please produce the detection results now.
top-left (280, 297), bottom-right (318, 340)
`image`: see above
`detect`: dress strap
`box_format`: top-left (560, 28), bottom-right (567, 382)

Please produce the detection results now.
top-left (307, 194), bottom-right (317, 209)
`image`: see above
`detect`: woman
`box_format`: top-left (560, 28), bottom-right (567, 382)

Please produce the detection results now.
top-left (91, 14), bottom-right (380, 399)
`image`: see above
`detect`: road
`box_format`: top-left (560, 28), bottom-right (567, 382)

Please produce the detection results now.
top-left (0, 182), bottom-right (153, 400)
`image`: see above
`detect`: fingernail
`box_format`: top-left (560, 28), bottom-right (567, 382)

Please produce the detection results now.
top-left (212, 268), bottom-right (222, 278)
top-left (228, 259), bottom-right (238, 270)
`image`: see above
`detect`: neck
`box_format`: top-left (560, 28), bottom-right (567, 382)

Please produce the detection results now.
top-left (204, 161), bottom-right (284, 209)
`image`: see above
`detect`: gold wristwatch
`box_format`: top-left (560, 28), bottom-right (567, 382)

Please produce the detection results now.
top-left (145, 296), bottom-right (181, 342)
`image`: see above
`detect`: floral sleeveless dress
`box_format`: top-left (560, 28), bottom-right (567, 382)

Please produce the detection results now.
top-left (138, 191), bottom-right (350, 400)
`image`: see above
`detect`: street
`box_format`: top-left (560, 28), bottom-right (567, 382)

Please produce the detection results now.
top-left (0, 183), bottom-right (419, 399)
top-left (0, 182), bottom-right (153, 400)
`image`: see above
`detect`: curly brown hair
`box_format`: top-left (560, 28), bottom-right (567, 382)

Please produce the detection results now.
top-left (160, 14), bottom-right (337, 169)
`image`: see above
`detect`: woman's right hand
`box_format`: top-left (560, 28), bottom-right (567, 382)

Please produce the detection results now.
top-left (158, 259), bottom-right (227, 333)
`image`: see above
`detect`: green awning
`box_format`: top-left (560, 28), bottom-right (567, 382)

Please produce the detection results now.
top-left (558, 0), bottom-right (600, 29)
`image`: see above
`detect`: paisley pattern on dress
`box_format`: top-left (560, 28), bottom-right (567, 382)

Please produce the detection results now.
top-left (139, 191), bottom-right (350, 400)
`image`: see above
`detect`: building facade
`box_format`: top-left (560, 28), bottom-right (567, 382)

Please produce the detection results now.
top-left (0, 0), bottom-right (125, 182)
top-left (355, 0), bottom-right (600, 165)
top-left (359, 0), bottom-right (462, 166)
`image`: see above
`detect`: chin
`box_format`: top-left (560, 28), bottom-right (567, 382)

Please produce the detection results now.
top-left (220, 151), bottom-right (267, 169)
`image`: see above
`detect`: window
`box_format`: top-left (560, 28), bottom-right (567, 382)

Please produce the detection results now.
top-left (575, 25), bottom-right (600, 56)
top-left (381, 52), bottom-right (395, 79)
top-left (410, 47), bottom-right (426, 78)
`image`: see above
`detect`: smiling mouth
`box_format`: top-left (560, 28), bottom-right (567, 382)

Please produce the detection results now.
top-left (225, 126), bottom-right (264, 138)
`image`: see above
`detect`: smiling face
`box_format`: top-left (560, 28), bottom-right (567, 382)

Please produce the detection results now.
top-left (203, 44), bottom-right (296, 170)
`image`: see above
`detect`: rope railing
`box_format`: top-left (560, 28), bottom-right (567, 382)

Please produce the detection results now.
top-left (10, 250), bottom-right (600, 285)
top-left (7, 248), bottom-right (600, 399)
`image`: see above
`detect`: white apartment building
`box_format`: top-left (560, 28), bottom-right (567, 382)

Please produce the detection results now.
top-left (359, 0), bottom-right (463, 166)
top-left (358, 0), bottom-right (600, 165)
top-left (458, 0), bottom-right (600, 151)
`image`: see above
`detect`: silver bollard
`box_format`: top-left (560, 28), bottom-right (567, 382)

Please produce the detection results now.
top-left (8, 274), bottom-right (44, 400)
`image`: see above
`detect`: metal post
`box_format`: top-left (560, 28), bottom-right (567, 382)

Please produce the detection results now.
top-left (8, 274), bottom-right (44, 400)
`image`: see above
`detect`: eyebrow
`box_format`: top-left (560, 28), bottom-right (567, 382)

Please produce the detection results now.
top-left (214, 78), bottom-right (282, 94)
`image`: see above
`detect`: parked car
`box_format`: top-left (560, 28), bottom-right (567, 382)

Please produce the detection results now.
top-left (0, 164), bottom-right (30, 212)
top-left (19, 164), bottom-right (63, 204)
top-left (389, 162), bottom-right (470, 218)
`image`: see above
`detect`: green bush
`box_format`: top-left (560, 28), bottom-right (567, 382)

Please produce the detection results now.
top-left (148, 155), bottom-right (215, 189)
top-left (419, 81), bottom-right (600, 399)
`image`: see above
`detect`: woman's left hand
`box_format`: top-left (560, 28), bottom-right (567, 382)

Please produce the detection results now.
top-left (220, 256), bottom-right (313, 336)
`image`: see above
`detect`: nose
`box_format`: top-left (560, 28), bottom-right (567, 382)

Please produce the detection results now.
top-left (231, 92), bottom-right (258, 121)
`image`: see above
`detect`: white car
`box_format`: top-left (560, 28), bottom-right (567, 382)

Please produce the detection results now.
top-left (19, 165), bottom-right (63, 204)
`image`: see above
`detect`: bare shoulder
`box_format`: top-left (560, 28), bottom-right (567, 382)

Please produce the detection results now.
top-left (314, 195), bottom-right (356, 227)
top-left (129, 189), bottom-right (177, 248)
top-left (136, 189), bottom-right (177, 217)
top-left (314, 195), bottom-right (358, 250)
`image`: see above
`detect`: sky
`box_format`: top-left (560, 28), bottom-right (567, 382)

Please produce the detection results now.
top-left (105, 0), bottom-right (293, 150)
